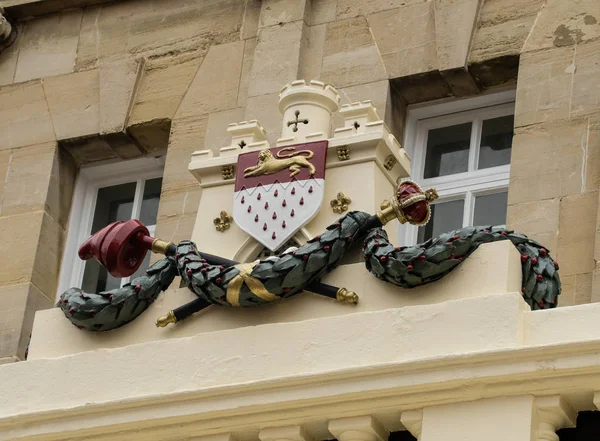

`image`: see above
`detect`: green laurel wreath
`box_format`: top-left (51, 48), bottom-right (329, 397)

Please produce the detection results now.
top-left (59, 211), bottom-right (559, 331)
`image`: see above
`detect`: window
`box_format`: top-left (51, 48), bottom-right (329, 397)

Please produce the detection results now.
top-left (400, 91), bottom-right (515, 245)
top-left (57, 157), bottom-right (165, 297)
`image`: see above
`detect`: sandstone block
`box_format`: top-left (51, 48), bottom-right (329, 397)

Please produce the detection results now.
top-left (592, 263), bottom-right (600, 303)
top-left (13, 9), bottom-right (81, 83)
top-left (0, 37), bottom-right (18, 86)
top-left (248, 21), bottom-right (304, 97)
top-left (127, 119), bottom-right (171, 156)
top-left (129, 56), bottom-right (203, 125)
top-left (0, 283), bottom-right (51, 360)
top-left (557, 191), bottom-right (598, 276)
top-left (164, 115), bottom-right (209, 193)
top-left (0, 142), bottom-right (55, 219)
top-left (176, 41), bottom-right (244, 119)
top-left (101, 132), bottom-right (145, 160)
top-left (561, 273), bottom-right (593, 307)
top-left (570, 40), bottom-right (600, 118)
top-left (514, 46), bottom-right (574, 127)
top-left (523, 0), bottom-right (600, 52)
top-left (241, 0), bottom-right (261, 39)
top-left (321, 17), bottom-right (387, 88)
top-left (506, 198), bottom-right (559, 254)
top-left (335, 0), bottom-right (425, 19)
top-left (0, 81), bottom-right (55, 150)
top-left (205, 108), bottom-right (246, 155)
top-left (469, 0), bottom-right (544, 64)
top-left (244, 92), bottom-right (281, 145)
top-left (43, 69), bottom-right (101, 140)
top-left (32, 211), bottom-right (66, 298)
top-left (156, 187), bottom-right (203, 221)
top-left (100, 58), bottom-right (144, 134)
top-left (508, 118), bottom-right (593, 204)
top-left (237, 38), bottom-right (257, 108)
top-left (45, 147), bottom-right (77, 229)
top-left (77, 1), bottom-right (244, 69)
top-left (310, 0), bottom-right (336, 25)
top-left (298, 23), bottom-right (326, 81)
top-left (0, 150), bottom-right (10, 197)
top-left (368, 4), bottom-right (437, 78)
top-left (434, 0), bottom-right (480, 71)
top-left (0, 211), bottom-right (44, 288)
top-left (154, 212), bottom-right (197, 245)
top-left (259, 0), bottom-right (309, 28)
top-left (60, 136), bottom-right (118, 165)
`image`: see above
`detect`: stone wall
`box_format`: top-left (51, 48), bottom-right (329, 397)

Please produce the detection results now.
top-left (0, 0), bottom-right (597, 362)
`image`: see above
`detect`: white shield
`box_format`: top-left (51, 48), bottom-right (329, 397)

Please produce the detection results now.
top-left (233, 141), bottom-right (328, 251)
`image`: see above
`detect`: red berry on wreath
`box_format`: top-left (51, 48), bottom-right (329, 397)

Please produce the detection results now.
top-left (536, 274), bottom-right (543, 281)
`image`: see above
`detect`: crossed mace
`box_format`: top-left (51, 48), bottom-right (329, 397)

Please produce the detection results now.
top-left (78, 180), bottom-right (437, 327)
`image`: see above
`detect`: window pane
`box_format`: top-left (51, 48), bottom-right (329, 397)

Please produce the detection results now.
top-left (478, 115), bottom-right (514, 169)
top-left (423, 123), bottom-right (471, 178)
top-left (81, 259), bottom-right (121, 293)
top-left (417, 200), bottom-right (464, 242)
top-left (473, 192), bottom-right (508, 226)
top-left (139, 178), bottom-right (162, 226)
top-left (90, 182), bottom-right (136, 234)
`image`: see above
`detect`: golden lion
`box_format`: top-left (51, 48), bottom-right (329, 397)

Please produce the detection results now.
top-left (244, 147), bottom-right (316, 178)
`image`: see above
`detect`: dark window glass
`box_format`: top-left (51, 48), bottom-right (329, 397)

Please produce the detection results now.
top-left (418, 200), bottom-right (464, 242)
top-left (478, 115), bottom-right (514, 169)
top-left (423, 123), bottom-right (471, 178)
top-left (473, 192), bottom-right (508, 226)
top-left (139, 178), bottom-right (162, 225)
top-left (558, 411), bottom-right (600, 441)
top-left (90, 182), bottom-right (136, 234)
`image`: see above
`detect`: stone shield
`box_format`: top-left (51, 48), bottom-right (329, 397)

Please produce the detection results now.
top-left (233, 141), bottom-right (328, 251)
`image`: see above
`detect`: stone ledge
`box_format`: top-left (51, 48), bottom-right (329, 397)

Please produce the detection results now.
top-left (3, 293), bottom-right (600, 441)
top-left (28, 240), bottom-right (521, 360)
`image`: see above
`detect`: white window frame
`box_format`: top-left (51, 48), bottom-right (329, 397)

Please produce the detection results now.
top-left (57, 157), bottom-right (166, 299)
top-left (399, 90), bottom-right (516, 246)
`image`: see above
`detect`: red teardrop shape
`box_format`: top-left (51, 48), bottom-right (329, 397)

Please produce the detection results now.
top-left (254, 214), bottom-right (259, 222)
top-left (257, 193), bottom-right (261, 200)
top-left (299, 197), bottom-right (304, 205)
top-left (272, 212), bottom-right (277, 220)
top-left (247, 205), bottom-right (252, 213)
top-left (274, 189), bottom-right (279, 197)
top-left (291, 187), bottom-right (296, 195)
top-left (263, 222), bottom-right (268, 231)
top-left (290, 209), bottom-right (295, 217)
top-left (265, 201), bottom-right (269, 209)
top-left (282, 220), bottom-right (286, 228)
top-left (272, 232), bottom-right (277, 240)
top-left (308, 186), bottom-right (313, 193)
top-left (241, 196), bottom-right (245, 204)
top-left (282, 199), bottom-right (287, 207)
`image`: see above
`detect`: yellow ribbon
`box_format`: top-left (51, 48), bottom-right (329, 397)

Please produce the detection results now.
top-left (226, 263), bottom-right (280, 307)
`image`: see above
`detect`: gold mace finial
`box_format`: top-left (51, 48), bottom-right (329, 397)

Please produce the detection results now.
top-left (156, 310), bottom-right (177, 328)
top-left (376, 180), bottom-right (438, 226)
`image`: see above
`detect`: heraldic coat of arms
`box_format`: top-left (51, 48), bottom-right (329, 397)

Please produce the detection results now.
top-left (233, 142), bottom-right (327, 251)
top-left (56, 80), bottom-right (561, 332)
